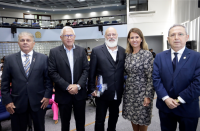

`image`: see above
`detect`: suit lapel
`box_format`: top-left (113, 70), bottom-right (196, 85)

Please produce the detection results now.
top-left (116, 47), bottom-right (123, 69)
top-left (59, 45), bottom-right (70, 68)
top-left (73, 45), bottom-right (78, 65)
top-left (101, 44), bottom-right (116, 68)
top-left (173, 48), bottom-right (190, 79)
top-left (28, 51), bottom-right (37, 78)
top-left (16, 52), bottom-right (27, 79)
top-left (165, 49), bottom-right (173, 76)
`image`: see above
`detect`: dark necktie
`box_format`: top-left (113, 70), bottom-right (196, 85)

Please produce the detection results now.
top-left (173, 53), bottom-right (178, 72)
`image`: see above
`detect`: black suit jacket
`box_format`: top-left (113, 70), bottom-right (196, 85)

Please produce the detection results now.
top-left (88, 44), bottom-right (126, 100)
top-left (1, 51), bottom-right (53, 113)
top-left (48, 45), bottom-right (89, 104)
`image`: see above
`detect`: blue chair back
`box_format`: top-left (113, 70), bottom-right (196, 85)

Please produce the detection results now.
top-left (104, 21), bottom-right (109, 24)
top-left (112, 21), bottom-right (118, 23)
top-left (0, 96), bottom-right (6, 113)
top-left (3, 23), bottom-right (10, 26)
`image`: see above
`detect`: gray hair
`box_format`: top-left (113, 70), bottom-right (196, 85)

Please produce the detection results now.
top-left (60, 26), bottom-right (75, 36)
top-left (168, 24), bottom-right (188, 36)
top-left (18, 32), bottom-right (35, 42)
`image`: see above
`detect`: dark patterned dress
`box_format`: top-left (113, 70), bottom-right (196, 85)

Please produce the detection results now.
top-left (122, 49), bottom-right (155, 126)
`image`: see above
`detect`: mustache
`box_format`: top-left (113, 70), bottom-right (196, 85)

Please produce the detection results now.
top-left (174, 40), bottom-right (181, 42)
top-left (108, 38), bottom-right (116, 41)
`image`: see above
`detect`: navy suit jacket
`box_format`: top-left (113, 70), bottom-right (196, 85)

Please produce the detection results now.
top-left (153, 47), bottom-right (200, 118)
top-left (1, 51), bottom-right (53, 113)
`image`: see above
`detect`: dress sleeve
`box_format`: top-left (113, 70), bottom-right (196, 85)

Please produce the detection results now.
top-left (144, 51), bottom-right (155, 100)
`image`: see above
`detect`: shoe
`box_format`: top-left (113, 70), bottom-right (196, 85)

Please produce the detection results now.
top-left (55, 120), bottom-right (58, 124)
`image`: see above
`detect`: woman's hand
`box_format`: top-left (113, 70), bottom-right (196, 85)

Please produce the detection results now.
top-left (143, 97), bottom-right (151, 106)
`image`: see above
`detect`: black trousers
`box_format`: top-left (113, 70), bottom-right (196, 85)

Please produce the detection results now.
top-left (95, 98), bottom-right (121, 131)
top-left (159, 110), bottom-right (199, 131)
top-left (10, 102), bottom-right (46, 131)
top-left (58, 97), bottom-right (86, 131)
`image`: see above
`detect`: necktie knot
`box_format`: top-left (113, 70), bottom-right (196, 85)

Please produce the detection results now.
top-left (174, 52), bottom-right (178, 56)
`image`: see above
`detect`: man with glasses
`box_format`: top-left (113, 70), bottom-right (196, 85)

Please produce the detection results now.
top-left (48, 26), bottom-right (89, 131)
top-left (153, 24), bottom-right (200, 131)
top-left (1, 32), bottom-right (53, 131)
top-left (88, 27), bottom-right (126, 131)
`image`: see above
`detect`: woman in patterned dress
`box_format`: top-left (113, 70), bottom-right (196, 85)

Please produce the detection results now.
top-left (122, 28), bottom-right (155, 131)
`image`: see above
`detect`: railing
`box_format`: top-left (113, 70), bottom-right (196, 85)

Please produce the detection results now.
top-left (0, 14), bottom-right (126, 29)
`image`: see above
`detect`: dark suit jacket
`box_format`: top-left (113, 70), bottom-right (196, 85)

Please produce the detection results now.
top-left (1, 51), bottom-right (53, 113)
top-left (48, 45), bottom-right (89, 104)
top-left (153, 47), bottom-right (200, 118)
top-left (88, 44), bottom-right (126, 100)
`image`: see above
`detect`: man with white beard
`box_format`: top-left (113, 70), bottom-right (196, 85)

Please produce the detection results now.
top-left (88, 27), bottom-right (126, 131)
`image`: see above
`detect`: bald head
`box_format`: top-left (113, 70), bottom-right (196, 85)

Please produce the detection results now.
top-left (105, 27), bottom-right (117, 36)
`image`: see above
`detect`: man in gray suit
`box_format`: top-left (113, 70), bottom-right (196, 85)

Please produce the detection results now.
top-left (1, 32), bottom-right (53, 131)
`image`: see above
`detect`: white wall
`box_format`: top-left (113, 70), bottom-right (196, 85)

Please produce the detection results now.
top-left (127, 0), bottom-right (176, 51)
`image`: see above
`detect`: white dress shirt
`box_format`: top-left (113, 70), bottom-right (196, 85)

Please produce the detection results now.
top-left (21, 50), bottom-right (33, 66)
top-left (106, 44), bottom-right (118, 100)
top-left (162, 46), bottom-right (186, 103)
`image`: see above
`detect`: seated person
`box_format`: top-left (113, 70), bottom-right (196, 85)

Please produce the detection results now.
top-left (48, 22), bottom-right (55, 28)
top-left (65, 20), bottom-right (71, 26)
top-left (12, 19), bottom-right (21, 26)
top-left (79, 19), bottom-right (86, 25)
top-left (87, 18), bottom-right (93, 24)
top-left (32, 20), bottom-right (39, 27)
top-left (96, 18), bottom-right (101, 24)
top-left (72, 19), bottom-right (77, 25)
top-left (22, 19), bottom-right (30, 26)
top-left (57, 20), bottom-right (63, 27)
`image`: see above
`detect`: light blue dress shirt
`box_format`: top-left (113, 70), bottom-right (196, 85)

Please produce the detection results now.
top-left (64, 44), bottom-right (75, 86)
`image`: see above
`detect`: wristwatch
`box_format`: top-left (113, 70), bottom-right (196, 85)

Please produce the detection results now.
top-left (77, 84), bottom-right (81, 90)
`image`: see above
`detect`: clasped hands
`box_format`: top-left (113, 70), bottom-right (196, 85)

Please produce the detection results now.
top-left (67, 84), bottom-right (78, 95)
top-left (6, 97), bottom-right (50, 114)
top-left (164, 97), bottom-right (180, 109)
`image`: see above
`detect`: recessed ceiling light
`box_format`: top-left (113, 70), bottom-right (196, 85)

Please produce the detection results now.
top-left (117, 5), bottom-right (119, 6)
top-left (36, 9), bottom-right (37, 10)
top-left (3, 8), bottom-right (5, 9)
top-left (27, 11), bottom-right (30, 12)
top-left (77, 0), bottom-right (85, 2)
top-left (53, 10), bottom-right (54, 11)
top-left (45, 12), bottom-right (46, 13)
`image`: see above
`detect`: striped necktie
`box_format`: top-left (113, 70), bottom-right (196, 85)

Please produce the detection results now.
top-left (24, 54), bottom-right (30, 76)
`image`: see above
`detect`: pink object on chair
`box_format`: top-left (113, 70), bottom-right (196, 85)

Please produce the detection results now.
top-left (49, 94), bottom-right (59, 120)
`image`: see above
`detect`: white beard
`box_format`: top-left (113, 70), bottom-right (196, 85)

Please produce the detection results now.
top-left (105, 37), bottom-right (118, 47)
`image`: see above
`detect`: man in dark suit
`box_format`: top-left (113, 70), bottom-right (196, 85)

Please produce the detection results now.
top-left (1, 32), bottom-right (53, 131)
top-left (48, 26), bottom-right (89, 131)
top-left (153, 24), bottom-right (200, 131)
top-left (88, 27), bottom-right (125, 131)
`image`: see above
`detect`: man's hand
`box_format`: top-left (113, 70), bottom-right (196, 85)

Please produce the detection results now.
top-left (91, 90), bottom-right (97, 97)
top-left (6, 102), bottom-right (16, 114)
top-left (143, 97), bottom-right (151, 106)
top-left (41, 97), bottom-right (50, 109)
top-left (164, 97), bottom-right (180, 109)
top-left (67, 84), bottom-right (78, 95)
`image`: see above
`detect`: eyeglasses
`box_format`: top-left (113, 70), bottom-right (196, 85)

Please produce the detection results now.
top-left (106, 33), bottom-right (117, 37)
top-left (62, 35), bottom-right (75, 38)
top-left (169, 33), bottom-right (185, 38)
top-left (19, 39), bottom-right (32, 42)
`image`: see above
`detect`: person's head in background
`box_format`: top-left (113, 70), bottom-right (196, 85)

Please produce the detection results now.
top-left (15, 19), bottom-right (18, 22)
top-left (149, 49), bottom-right (153, 52)
top-left (1, 58), bottom-right (3, 63)
top-left (87, 47), bottom-right (90, 50)
top-left (1, 66), bottom-right (3, 71)
top-left (59, 20), bottom-right (62, 24)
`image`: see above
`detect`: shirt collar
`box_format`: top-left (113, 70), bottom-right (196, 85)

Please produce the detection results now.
top-left (21, 50), bottom-right (33, 57)
top-left (105, 44), bottom-right (118, 52)
top-left (171, 46), bottom-right (185, 55)
top-left (63, 44), bottom-right (75, 51)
